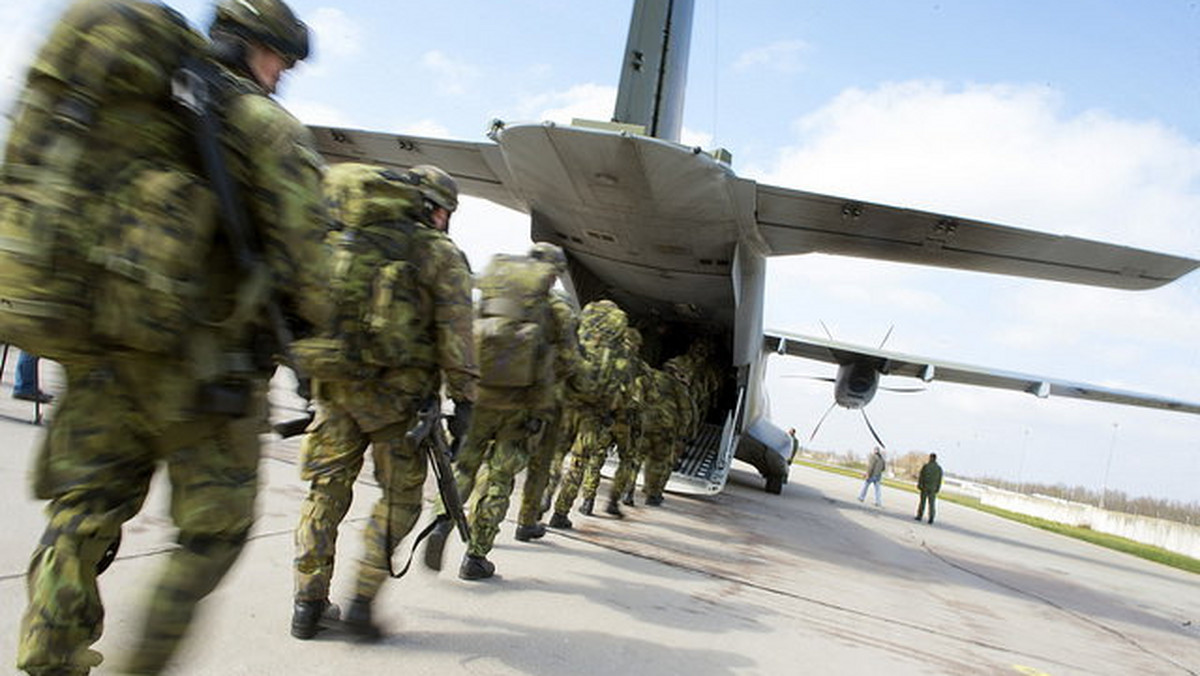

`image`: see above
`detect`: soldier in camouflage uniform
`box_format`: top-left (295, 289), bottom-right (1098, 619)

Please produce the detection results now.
top-left (425, 243), bottom-right (578, 580)
top-left (547, 300), bottom-right (633, 529)
top-left (291, 163), bottom-right (478, 639)
top-left (605, 327), bottom-right (647, 518)
top-left (13, 2), bottom-right (330, 674)
top-left (645, 354), bottom-right (702, 505)
top-left (515, 289), bottom-right (582, 541)
top-left (639, 367), bottom-right (686, 503)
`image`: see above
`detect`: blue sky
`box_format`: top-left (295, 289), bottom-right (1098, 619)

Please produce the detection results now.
top-left (3, 1), bottom-right (1199, 504)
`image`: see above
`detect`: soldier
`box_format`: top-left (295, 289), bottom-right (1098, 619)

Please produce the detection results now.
top-left (13, 1), bottom-right (330, 674)
top-left (548, 300), bottom-right (633, 529)
top-left (644, 367), bottom-right (697, 505)
top-left (291, 163), bottom-right (478, 640)
top-left (515, 290), bottom-right (581, 541)
top-left (638, 366), bottom-right (686, 504)
top-left (425, 243), bottom-right (578, 579)
top-left (605, 327), bottom-right (647, 518)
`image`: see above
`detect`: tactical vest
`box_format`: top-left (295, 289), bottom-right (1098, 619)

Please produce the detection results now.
top-left (291, 163), bottom-right (435, 379)
top-left (474, 254), bottom-right (558, 389)
top-left (0, 0), bottom-right (215, 359)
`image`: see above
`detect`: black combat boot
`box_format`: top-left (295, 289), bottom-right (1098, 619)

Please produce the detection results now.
top-left (621, 489), bottom-right (636, 507)
top-left (604, 499), bottom-right (624, 519)
top-left (290, 599), bottom-right (340, 640)
top-left (514, 523), bottom-right (547, 541)
top-left (548, 512), bottom-right (573, 529)
top-left (423, 515), bottom-right (452, 571)
top-left (459, 554), bottom-right (496, 580)
top-left (579, 497), bottom-right (594, 516)
top-left (645, 494), bottom-right (664, 506)
top-left (340, 596), bottom-right (382, 642)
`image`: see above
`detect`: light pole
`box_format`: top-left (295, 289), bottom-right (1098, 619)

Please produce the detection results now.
top-left (1100, 422), bottom-right (1118, 510)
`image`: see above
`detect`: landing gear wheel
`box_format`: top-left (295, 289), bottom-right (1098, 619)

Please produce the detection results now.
top-left (764, 476), bottom-right (784, 495)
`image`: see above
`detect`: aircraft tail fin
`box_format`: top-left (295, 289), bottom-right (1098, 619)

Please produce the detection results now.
top-left (612, 0), bottom-right (694, 142)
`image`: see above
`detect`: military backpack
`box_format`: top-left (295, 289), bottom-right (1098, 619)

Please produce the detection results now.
top-left (290, 162), bottom-right (435, 380)
top-left (0, 0), bottom-right (221, 360)
top-left (474, 253), bottom-right (558, 389)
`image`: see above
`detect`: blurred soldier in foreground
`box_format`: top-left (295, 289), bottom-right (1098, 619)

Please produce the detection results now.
top-left (291, 163), bottom-right (477, 639)
top-left (9, 1), bottom-right (330, 673)
top-left (425, 243), bottom-right (576, 579)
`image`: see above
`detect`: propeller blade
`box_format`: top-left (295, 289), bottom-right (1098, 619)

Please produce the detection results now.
top-left (819, 320), bottom-right (834, 341)
top-left (808, 401), bottom-right (838, 442)
top-left (878, 324), bottom-right (894, 349)
top-left (861, 409), bottom-right (886, 448)
top-left (782, 375), bottom-right (837, 382)
top-left (880, 385), bottom-right (925, 393)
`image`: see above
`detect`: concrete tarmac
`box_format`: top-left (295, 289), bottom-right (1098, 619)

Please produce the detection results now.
top-left (0, 363), bottom-right (1197, 675)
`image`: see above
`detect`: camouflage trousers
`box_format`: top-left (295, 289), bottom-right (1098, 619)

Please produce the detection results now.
top-left (293, 394), bottom-right (421, 603)
top-left (19, 357), bottom-right (265, 676)
top-left (518, 406), bottom-right (574, 527)
top-left (609, 430), bottom-right (648, 503)
top-left (439, 406), bottom-right (535, 557)
top-left (641, 433), bottom-right (681, 499)
top-left (552, 414), bottom-right (615, 515)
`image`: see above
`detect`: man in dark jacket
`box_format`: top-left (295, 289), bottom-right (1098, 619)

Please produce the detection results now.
top-left (916, 453), bottom-right (944, 524)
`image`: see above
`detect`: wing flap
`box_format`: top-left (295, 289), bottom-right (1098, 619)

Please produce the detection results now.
top-left (755, 183), bottom-right (1198, 290)
top-left (307, 126), bottom-right (528, 214)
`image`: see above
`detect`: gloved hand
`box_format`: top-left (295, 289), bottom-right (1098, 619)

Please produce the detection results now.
top-left (448, 400), bottom-right (473, 446)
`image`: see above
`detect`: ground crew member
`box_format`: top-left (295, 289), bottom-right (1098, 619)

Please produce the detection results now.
top-left (916, 453), bottom-right (944, 524)
top-left (14, 2), bottom-right (330, 673)
top-left (290, 164), bottom-right (478, 640)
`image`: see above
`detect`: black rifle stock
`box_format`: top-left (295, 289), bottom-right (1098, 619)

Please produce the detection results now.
top-left (408, 400), bottom-right (471, 543)
top-left (172, 57), bottom-right (313, 434)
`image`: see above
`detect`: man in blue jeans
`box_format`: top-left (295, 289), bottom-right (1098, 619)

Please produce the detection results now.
top-left (13, 350), bottom-right (52, 403)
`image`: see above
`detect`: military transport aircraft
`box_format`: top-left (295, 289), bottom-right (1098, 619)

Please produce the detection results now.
top-left (306, 0), bottom-right (1200, 495)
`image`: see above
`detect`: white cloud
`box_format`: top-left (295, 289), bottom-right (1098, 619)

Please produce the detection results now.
top-left (286, 99), bottom-right (352, 127)
top-left (420, 50), bottom-right (481, 96)
top-left (397, 118), bottom-right (451, 138)
top-left (758, 81), bottom-right (1200, 253)
top-left (733, 39), bottom-right (809, 73)
top-left (516, 83), bottom-right (617, 126)
top-left (307, 7), bottom-right (363, 60)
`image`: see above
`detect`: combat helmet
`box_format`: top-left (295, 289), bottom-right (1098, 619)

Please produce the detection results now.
top-left (529, 242), bottom-right (567, 274)
top-left (211, 0), bottom-right (310, 63)
top-left (407, 165), bottom-right (459, 214)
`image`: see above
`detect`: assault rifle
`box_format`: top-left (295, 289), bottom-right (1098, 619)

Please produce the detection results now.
top-left (407, 399), bottom-right (472, 544)
top-left (171, 56), bottom-right (314, 433)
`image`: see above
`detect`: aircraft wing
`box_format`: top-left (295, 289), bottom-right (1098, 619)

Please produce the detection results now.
top-left (764, 329), bottom-right (1200, 415)
top-left (755, 182), bottom-right (1199, 291)
top-left (307, 125), bottom-right (528, 214)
